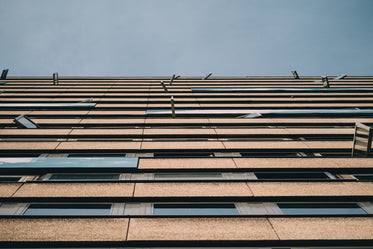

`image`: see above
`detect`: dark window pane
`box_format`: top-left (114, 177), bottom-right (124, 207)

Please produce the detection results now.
top-left (0, 177), bottom-right (21, 182)
top-left (154, 203), bottom-right (238, 215)
top-left (24, 204), bottom-right (111, 215)
top-left (278, 203), bottom-right (366, 215)
top-left (49, 174), bottom-right (120, 180)
top-left (255, 172), bottom-right (330, 180)
top-left (354, 175), bottom-right (373, 181)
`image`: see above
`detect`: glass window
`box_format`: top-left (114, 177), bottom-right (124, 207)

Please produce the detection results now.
top-left (353, 175), bottom-right (373, 181)
top-left (278, 203), bottom-right (366, 215)
top-left (0, 176), bottom-right (22, 182)
top-left (47, 174), bottom-right (120, 181)
top-left (23, 204), bottom-right (111, 215)
top-left (255, 172), bottom-right (330, 180)
top-left (153, 203), bottom-right (238, 215)
top-left (154, 173), bottom-right (223, 180)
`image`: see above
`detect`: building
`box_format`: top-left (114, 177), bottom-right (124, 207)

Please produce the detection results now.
top-left (0, 72), bottom-right (372, 248)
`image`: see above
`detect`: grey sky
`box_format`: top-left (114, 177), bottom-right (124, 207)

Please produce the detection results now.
top-left (0, 0), bottom-right (372, 77)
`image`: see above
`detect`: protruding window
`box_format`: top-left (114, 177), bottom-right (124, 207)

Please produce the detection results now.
top-left (13, 115), bottom-right (40, 129)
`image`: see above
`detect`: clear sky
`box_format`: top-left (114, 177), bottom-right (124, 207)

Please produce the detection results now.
top-left (0, 0), bottom-right (372, 77)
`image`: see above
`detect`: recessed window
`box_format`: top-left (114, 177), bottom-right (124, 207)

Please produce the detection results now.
top-left (47, 174), bottom-right (120, 181)
top-left (255, 172), bottom-right (331, 180)
top-left (154, 173), bottom-right (223, 180)
top-left (153, 203), bottom-right (238, 215)
top-left (0, 176), bottom-right (22, 182)
top-left (353, 175), bottom-right (373, 181)
top-left (23, 204), bottom-right (112, 215)
top-left (278, 203), bottom-right (366, 215)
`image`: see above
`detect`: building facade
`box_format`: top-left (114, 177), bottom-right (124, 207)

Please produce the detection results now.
top-left (0, 74), bottom-right (372, 248)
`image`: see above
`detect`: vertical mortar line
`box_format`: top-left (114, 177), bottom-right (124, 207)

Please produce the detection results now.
top-left (10, 182), bottom-right (25, 197)
top-left (125, 180), bottom-right (137, 241)
top-left (125, 215), bottom-right (132, 241)
top-left (140, 81), bottom-right (150, 150)
top-left (266, 217), bottom-right (281, 240)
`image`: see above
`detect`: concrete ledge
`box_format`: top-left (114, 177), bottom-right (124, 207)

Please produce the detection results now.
top-left (13, 183), bottom-right (134, 197)
top-left (270, 217), bottom-right (373, 240)
top-left (127, 218), bottom-right (278, 241)
top-left (0, 218), bottom-right (128, 241)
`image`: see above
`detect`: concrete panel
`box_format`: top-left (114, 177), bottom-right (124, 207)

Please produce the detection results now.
top-left (332, 158), bottom-right (373, 168)
top-left (56, 142), bottom-right (141, 150)
top-left (303, 141), bottom-right (351, 149)
top-left (0, 183), bottom-right (22, 197)
top-left (0, 111), bottom-right (32, 115)
top-left (143, 128), bottom-right (215, 135)
top-left (128, 218), bottom-right (278, 241)
top-left (248, 182), bottom-right (373, 197)
top-left (270, 217), bottom-right (373, 240)
top-left (223, 141), bottom-right (308, 149)
top-left (81, 119), bottom-right (145, 124)
top-left (216, 128), bottom-right (353, 135)
top-left (70, 129), bottom-right (143, 135)
top-left (141, 141), bottom-right (225, 150)
top-left (224, 141), bottom-right (350, 149)
top-left (0, 218), bottom-right (128, 241)
top-left (0, 129), bottom-right (71, 135)
top-left (233, 158), bottom-right (373, 169)
top-left (29, 111), bottom-right (89, 115)
top-left (88, 111), bottom-right (146, 115)
top-left (134, 182), bottom-right (253, 197)
top-left (0, 142), bottom-right (59, 150)
top-left (139, 158), bottom-right (237, 169)
top-left (145, 118), bottom-right (210, 124)
top-left (14, 183), bottom-right (134, 197)
top-left (33, 119), bottom-right (82, 124)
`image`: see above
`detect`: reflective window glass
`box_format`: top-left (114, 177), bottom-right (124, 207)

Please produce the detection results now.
top-left (0, 177), bottom-right (22, 182)
top-left (255, 172), bottom-right (330, 180)
top-left (48, 174), bottom-right (120, 180)
top-left (24, 204), bottom-right (111, 215)
top-left (154, 203), bottom-right (238, 215)
top-left (278, 203), bottom-right (366, 215)
top-left (354, 175), bottom-right (373, 181)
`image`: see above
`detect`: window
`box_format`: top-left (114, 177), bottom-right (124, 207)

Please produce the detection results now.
top-left (13, 115), bottom-right (40, 129)
top-left (278, 203), bottom-right (366, 215)
top-left (353, 174), bottom-right (373, 181)
top-left (23, 204), bottom-right (112, 215)
top-left (43, 173), bottom-right (121, 181)
top-left (0, 176), bottom-right (22, 182)
top-left (254, 172), bottom-right (332, 180)
top-left (153, 203), bottom-right (238, 215)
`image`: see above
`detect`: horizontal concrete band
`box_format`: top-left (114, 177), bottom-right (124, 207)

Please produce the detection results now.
top-left (0, 217), bottom-right (372, 241)
top-left (2, 182), bottom-right (372, 197)
top-left (0, 141), bottom-right (354, 150)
